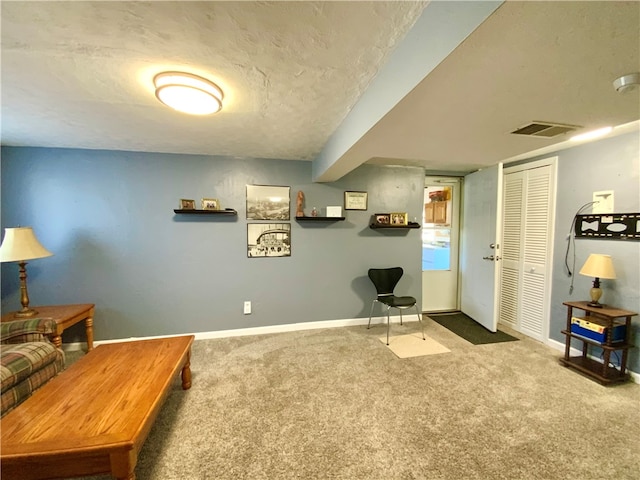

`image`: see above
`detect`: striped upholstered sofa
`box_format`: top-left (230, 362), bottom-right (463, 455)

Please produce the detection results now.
top-left (1, 318), bottom-right (65, 417)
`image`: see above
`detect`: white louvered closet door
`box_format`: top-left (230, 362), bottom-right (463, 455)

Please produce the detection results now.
top-left (499, 161), bottom-right (556, 342)
top-left (499, 172), bottom-right (524, 329)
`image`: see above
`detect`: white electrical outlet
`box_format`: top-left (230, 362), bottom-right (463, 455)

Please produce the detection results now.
top-left (244, 301), bottom-right (251, 315)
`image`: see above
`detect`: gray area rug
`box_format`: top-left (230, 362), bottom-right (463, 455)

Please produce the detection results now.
top-left (66, 319), bottom-right (639, 479)
top-left (429, 312), bottom-right (519, 344)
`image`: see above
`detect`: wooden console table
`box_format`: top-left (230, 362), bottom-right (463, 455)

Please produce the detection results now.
top-left (560, 301), bottom-right (636, 384)
top-left (2, 303), bottom-right (95, 351)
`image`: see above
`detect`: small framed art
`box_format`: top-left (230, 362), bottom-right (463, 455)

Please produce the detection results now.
top-left (390, 212), bottom-right (408, 225)
top-left (201, 198), bottom-right (220, 210)
top-left (374, 213), bottom-right (391, 224)
top-left (179, 199), bottom-right (196, 210)
top-left (344, 191), bottom-right (368, 211)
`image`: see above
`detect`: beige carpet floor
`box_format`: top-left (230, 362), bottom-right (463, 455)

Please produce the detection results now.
top-left (66, 318), bottom-right (639, 480)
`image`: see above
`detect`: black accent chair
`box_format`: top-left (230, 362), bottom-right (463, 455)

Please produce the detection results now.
top-left (367, 267), bottom-right (425, 345)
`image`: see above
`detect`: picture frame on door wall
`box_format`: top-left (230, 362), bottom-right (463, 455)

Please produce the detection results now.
top-left (344, 191), bottom-right (368, 211)
top-left (374, 213), bottom-right (391, 224)
top-left (390, 212), bottom-right (408, 225)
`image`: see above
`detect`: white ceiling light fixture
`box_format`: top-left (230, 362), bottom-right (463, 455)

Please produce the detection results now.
top-left (570, 126), bottom-right (613, 142)
top-left (154, 72), bottom-right (223, 115)
top-left (613, 73), bottom-right (640, 93)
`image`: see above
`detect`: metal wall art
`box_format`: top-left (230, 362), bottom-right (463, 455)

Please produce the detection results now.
top-left (575, 213), bottom-right (640, 240)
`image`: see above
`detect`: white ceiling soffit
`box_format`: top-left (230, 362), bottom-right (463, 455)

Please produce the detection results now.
top-left (328, 0), bottom-right (640, 178)
top-left (0, 1), bottom-right (426, 160)
top-left (312, 0), bottom-right (502, 182)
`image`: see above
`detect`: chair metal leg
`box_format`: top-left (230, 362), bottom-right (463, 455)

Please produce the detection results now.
top-left (387, 306), bottom-right (391, 345)
top-left (400, 310), bottom-right (403, 326)
top-left (415, 304), bottom-right (425, 340)
top-left (368, 299), bottom-right (378, 329)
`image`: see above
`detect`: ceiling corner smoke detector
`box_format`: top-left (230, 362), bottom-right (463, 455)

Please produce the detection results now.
top-left (613, 73), bottom-right (640, 93)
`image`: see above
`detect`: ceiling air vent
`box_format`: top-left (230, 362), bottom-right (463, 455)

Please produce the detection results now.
top-left (511, 122), bottom-right (581, 138)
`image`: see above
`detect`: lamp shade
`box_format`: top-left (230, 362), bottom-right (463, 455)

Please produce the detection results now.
top-left (579, 254), bottom-right (616, 279)
top-left (0, 227), bottom-right (53, 262)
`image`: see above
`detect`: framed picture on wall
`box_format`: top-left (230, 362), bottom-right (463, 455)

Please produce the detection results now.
top-left (344, 191), bottom-right (368, 210)
top-left (201, 198), bottom-right (220, 210)
top-left (374, 213), bottom-right (390, 224)
top-left (247, 223), bottom-right (291, 258)
top-left (390, 212), bottom-right (408, 225)
top-left (246, 185), bottom-right (290, 220)
top-left (179, 199), bottom-right (196, 210)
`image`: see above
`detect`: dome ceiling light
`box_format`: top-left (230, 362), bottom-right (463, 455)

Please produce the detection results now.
top-left (153, 72), bottom-right (223, 115)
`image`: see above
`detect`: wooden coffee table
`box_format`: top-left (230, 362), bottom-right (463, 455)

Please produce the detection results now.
top-left (0, 335), bottom-right (194, 480)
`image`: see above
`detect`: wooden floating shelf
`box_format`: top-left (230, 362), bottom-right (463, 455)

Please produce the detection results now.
top-left (295, 216), bottom-right (345, 222)
top-left (369, 222), bottom-right (420, 229)
top-left (173, 208), bottom-right (237, 216)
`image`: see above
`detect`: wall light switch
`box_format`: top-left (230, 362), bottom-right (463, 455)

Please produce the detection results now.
top-left (593, 190), bottom-right (614, 214)
top-left (244, 301), bottom-right (251, 315)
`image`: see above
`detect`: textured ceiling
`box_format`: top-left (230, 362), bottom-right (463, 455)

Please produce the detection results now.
top-left (1, 1), bottom-right (639, 178)
top-left (0, 1), bottom-right (425, 160)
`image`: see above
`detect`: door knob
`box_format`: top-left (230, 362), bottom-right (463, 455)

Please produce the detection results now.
top-left (489, 243), bottom-right (496, 249)
top-left (483, 255), bottom-right (495, 261)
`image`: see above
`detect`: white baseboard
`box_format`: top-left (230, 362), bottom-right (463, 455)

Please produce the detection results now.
top-left (61, 315), bottom-right (411, 351)
top-left (61, 317), bottom-right (639, 384)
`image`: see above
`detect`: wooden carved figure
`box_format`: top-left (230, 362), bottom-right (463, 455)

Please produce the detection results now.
top-left (296, 190), bottom-right (305, 217)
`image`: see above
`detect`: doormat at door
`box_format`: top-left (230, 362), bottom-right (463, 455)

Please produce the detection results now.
top-left (428, 312), bottom-right (519, 345)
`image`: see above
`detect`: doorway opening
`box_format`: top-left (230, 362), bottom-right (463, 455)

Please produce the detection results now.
top-left (422, 176), bottom-right (462, 313)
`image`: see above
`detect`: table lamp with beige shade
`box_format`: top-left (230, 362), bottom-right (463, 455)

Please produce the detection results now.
top-left (579, 253), bottom-right (616, 308)
top-left (0, 227), bottom-right (53, 318)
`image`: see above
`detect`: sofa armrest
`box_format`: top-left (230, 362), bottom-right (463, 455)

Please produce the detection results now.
top-left (0, 318), bottom-right (57, 344)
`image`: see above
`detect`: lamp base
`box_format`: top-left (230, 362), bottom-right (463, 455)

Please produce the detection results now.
top-left (586, 301), bottom-right (604, 308)
top-left (588, 285), bottom-right (603, 308)
top-left (14, 308), bottom-right (38, 318)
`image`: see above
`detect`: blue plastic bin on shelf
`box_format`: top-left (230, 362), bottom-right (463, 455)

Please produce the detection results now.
top-left (570, 317), bottom-right (626, 344)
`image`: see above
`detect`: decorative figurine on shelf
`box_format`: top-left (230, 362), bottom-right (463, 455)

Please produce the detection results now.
top-left (311, 207), bottom-right (318, 217)
top-left (296, 191), bottom-right (305, 217)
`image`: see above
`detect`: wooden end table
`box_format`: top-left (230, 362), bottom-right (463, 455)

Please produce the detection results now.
top-left (560, 300), bottom-right (636, 384)
top-left (1, 303), bottom-right (95, 351)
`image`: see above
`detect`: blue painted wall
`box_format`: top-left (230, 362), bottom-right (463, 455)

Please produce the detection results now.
top-left (1, 147), bottom-right (424, 342)
top-left (2, 132), bottom-right (637, 375)
top-left (545, 131), bottom-right (639, 373)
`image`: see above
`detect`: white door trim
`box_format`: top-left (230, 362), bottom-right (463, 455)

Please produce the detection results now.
top-left (502, 156), bottom-right (558, 341)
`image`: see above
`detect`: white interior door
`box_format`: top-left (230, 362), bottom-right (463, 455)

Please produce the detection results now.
top-left (460, 164), bottom-right (503, 332)
top-left (499, 171), bottom-right (524, 329)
